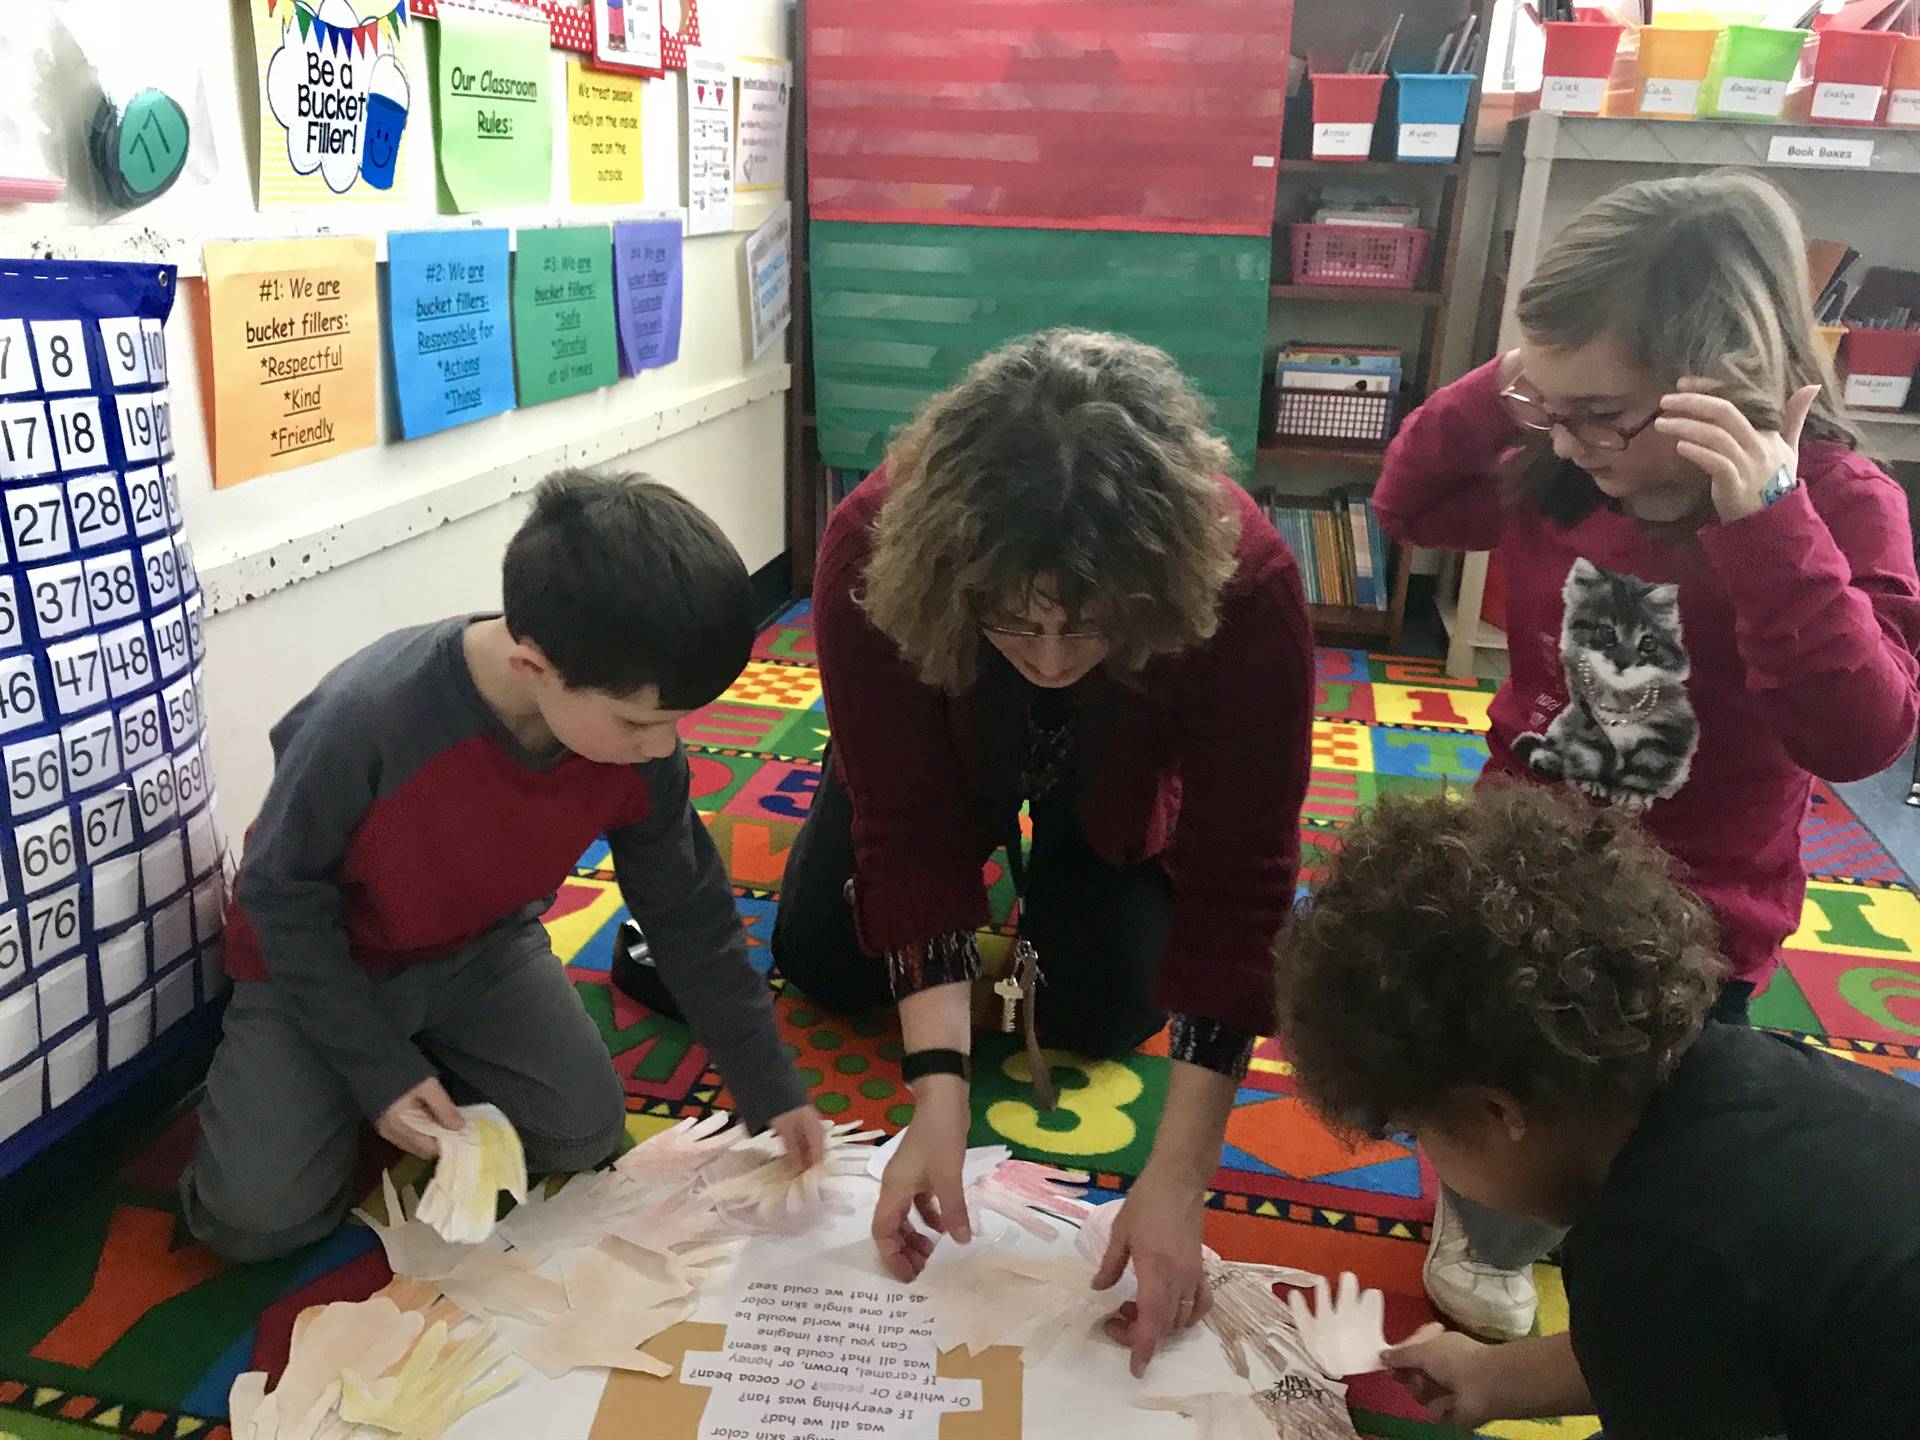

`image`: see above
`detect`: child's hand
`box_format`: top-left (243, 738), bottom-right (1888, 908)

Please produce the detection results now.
top-left (1656, 378), bottom-right (1821, 524)
top-left (769, 1105), bottom-right (827, 1172)
top-left (377, 1077), bottom-right (463, 1159)
top-left (1382, 1327), bottom-right (1501, 1428)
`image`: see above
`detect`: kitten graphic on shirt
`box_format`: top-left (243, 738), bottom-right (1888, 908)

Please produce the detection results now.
top-left (1514, 559), bottom-right (1699, 813)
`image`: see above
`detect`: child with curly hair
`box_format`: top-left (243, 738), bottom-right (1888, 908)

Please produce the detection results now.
top-left (1275, 785), bottom-right (1920, 1437)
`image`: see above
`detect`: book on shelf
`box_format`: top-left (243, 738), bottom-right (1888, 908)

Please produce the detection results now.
top-left (1262, 488), bottom-right (1395, 613)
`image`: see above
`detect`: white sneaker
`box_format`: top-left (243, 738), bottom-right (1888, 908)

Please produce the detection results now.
top-left (1422, 1192), bottom-right (1538, 1341)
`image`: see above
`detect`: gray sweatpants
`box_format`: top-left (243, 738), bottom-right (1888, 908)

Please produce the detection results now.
top-left (180, 920), bottom-right (626, 1262)
top-left (1449, 1186), bottom-right (1568, 1269)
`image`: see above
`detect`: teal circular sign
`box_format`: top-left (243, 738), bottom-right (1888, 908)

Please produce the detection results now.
top-left (91, 89), bottom-right (191, 209)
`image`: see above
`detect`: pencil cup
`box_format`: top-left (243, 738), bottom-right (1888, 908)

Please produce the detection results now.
top-left (1884, 35), bottom-right (1920, 127)
top-left (1311, 73), bottom-right (1389, 162)
top-left (1701, 24), bottom-right (1810, 121)
top-left (1634, 22), bottom-right (1722, 119)
top-left (1540, 20), bottom-right (1624, 117)
top-left (1842, 328), bottom-right (1920, 412)
top-left (1808, 28), bottom-right (1902, 127)
top-left (1391, 74), bottom-right (1474, 163)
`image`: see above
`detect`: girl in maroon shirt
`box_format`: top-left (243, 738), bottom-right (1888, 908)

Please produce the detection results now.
top-left (1375, 171), bottom-right (1920, 1343)
top-left (774, 328), bottom-right (1314, 1376)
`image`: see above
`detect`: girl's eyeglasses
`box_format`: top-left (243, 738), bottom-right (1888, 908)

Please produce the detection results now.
top-left (1500, 386), bottom-right (1660, 453)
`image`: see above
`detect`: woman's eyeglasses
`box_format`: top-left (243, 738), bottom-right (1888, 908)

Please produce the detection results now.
top-left (980, 622), bottom-right (1106, 644)
top-left (1500, 386), bottom-right (1660, 453)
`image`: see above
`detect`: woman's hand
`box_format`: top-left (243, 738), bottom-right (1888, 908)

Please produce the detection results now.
top-left (1382, 1329), bottom-right (1503, 1428)
top-left (872, 1075), bottom-right (972, 1280)
top-left (769, 1105), bottom-right (827, 1172)
top-left (1656, 379), bottom-right (1821, 524)
top-left (1091, 1164), bottom-right (1211, 1378)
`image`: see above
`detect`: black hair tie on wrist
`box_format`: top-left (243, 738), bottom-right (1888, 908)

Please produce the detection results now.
top-left (901, 1048), bottom-right (971, 1084)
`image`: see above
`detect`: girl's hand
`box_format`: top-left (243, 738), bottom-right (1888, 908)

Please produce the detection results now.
top-left (871, 1076), bottom-right (972, 1281)
top-left (376, 1076), bottom-right (462, 1159)
top-left (1091, 1166), bottom-right (1211, 1378)
top-left (1381, 1329), bottom-right (1503, 1428)
top-left (1655, 379), bottom-right (1821, 524)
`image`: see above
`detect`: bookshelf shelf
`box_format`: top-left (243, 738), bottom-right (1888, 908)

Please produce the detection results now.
top-left (1436, 592), bottom-right (1508, 654)
top-left (1258, 442), bottom-right (1391, 466)
top-left (1278, 158), bottom-right (1466, 176)
top-left (1308, 603), bottom-right (1397, 636)
top-left (1270, 283), bottom-right (1444, 306)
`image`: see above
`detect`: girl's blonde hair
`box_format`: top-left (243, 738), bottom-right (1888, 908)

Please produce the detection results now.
top-left (1512, 171), bottom-right (1856, 522)
top-left (859, 329), bottom-right (1241, 694)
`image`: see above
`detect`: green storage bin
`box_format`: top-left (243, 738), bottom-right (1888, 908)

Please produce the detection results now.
top-left (1700, 23), bottom-right (1811, 120)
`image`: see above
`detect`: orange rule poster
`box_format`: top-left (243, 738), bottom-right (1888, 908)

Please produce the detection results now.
top-left (203, 235), bottom-right (379, 488)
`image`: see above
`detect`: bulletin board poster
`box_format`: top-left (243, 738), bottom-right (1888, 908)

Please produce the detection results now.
top-left (513, 227), bottom-right (620, 405)
top-left (386, 228), bottom-right (516, 438)
top-left (250, 0), bottom-right (415, 207)
top-left (734, 57), bottom-right (790, 192)
top-left (684, 51), bottom-right (734, 235)
top-left (434, 10), bottom-right (553, 212)
top-left (593, 0), bottom-right (663, 74)
top-left (0, 260), bottom-right (229, 1174)
top-left (567, 61), bottom-right (645, 205)
top-left (744, 202), bottom-right (791, 361)
top-left (612, 218), bottom-right (684, 374)
top-left (203, 237), bottom-right (380, 488)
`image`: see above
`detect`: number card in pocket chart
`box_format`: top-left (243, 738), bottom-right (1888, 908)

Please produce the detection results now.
top-left (0, 260), bottom-right (229, 1175)
top-left (513, 226), bottom-right (619, 405)
top-left (434, 9), bottom-right (553, 212)
top-left (203, 236), bottom-right (379, 488)
top-left (386, 228), bottom-right (516, 439)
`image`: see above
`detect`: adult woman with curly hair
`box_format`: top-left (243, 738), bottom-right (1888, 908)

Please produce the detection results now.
top-left (1276, 784), bottom-right (1920, 1435)
top-left (772, 329), bottom-right (1315, 1375)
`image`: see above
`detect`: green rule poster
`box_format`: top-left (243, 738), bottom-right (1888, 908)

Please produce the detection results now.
top-left (434, 10), bottom-right (551, 210)
top-left (513, 225), bottom-right (619, 404)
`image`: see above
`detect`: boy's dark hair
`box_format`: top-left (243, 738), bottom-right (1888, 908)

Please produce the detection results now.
top-left (1274, 785), bottom-right (1726, 1139)
top-left (502, 470), bottom-right (754, 706)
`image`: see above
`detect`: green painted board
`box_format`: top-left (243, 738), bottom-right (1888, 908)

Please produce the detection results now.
top-left (809, 222), bottom-right (1271, 473)
top-left (512, 225), bottom-right (618, 406)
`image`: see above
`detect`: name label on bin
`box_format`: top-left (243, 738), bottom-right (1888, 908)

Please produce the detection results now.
top-left (1719, 76), bottom-right (1787, 116)
top-left (1398, 122), bottom-right (1460, 160)
top-left (1812, 82), bottom-right (1884, 122)
top-left (1887, 88), bottom-right (1920, 126)
top-left (1768, 134), bottom-right (1874, 169)
top-left (1844, 372), bottom-right (1913, 410)
top-left (1541, 75), bottom-right (1604, 114)
top-left (1312, 123), bottom-right (1373, 157)
top-left (1639, 78), bottom-right (1701, 115)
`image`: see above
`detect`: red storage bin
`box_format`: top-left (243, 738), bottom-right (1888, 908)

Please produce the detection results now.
top-left (1809, 28), bottom-right (1903, 125)
top-left (1842, 327), bottom-right (1920, 412)
top-left (1540, 20), bottom-right (1625, 115)
top-left (1291, 224), bottom-right (1431, 289)
top-left (1310, 73), bottom-right (1389, 161)
top-left (1886, 34), bottom-right (1920, 126)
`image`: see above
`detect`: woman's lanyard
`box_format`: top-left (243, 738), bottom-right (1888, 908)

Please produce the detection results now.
top-left (991, 798), bottom-right (1057, 1112)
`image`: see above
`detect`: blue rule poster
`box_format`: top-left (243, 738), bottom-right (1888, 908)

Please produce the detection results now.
top-left (385, 228), bottom-right (515, 438)
top-left (612, 218), bottom-right (684, 376)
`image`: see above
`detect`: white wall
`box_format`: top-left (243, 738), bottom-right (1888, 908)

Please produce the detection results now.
top-left (0, 0), bottom-right (794, 823)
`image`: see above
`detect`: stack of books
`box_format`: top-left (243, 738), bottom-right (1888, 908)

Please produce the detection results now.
top-left (1263, 488), bottom-right (1393, 611)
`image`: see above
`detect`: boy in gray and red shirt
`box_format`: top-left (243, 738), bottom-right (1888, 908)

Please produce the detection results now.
top-left (181, 472), bottom-right (819, 1262)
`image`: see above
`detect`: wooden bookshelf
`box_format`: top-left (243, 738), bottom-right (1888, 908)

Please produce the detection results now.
top-left (1261, 0), bottom-right (1490, 655)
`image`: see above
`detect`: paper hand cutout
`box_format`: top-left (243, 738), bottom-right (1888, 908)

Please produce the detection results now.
top-left (413, 1104), bottom-right (528, 1244)
top-left (340, 1318), bottom-right (521, 1440)
top-left (967, 1158), bottom-right (1092, 1238)
top-left (1202, 1260), bottom-right (1342, 1393)
top-left (614, 1109), bottom-right (747, 1185)
top-left (228, 1297), bottom-right (424, 1440)
top-left (699, 1119), bottom-right (884, 1221)
top-left (1143, 1375), bottom-right (1364, 1440)
top-left (1286, 1272), bottom-right (1390, 1379)
top-left (354, 1171), bottom-right (488, 1281)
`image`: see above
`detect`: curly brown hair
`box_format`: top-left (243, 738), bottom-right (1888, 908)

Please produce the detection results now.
top-left (1274, 785), bottom-right (1727, 1139)
top-left (859, 329), bottom-right (1241, 694)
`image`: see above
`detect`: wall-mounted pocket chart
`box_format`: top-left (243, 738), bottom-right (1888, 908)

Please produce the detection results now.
top-left (0, 260), bottom-right (229, 1178)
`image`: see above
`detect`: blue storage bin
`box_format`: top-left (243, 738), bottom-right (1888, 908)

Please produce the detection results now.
top-left (1391, 73), bottom-right (1474, 164)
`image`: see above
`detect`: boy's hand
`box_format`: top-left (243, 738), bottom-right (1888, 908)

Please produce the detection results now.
top-left (377, 1077), bottom-right (463, 1159)
top-left (770, 1105), bottom-right (827, 1171)
top-left (1383, 1328), bottom-right (1501, 1428)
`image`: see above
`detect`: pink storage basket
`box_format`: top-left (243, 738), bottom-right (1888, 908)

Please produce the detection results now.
top-left (1291, 223), bottom-right (1431, 289)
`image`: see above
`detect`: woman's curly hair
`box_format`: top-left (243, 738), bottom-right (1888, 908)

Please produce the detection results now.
top-left (859, 329), bottom-right (1241, 694)
top-left (1274, 784), bottom-right (1727, 1139)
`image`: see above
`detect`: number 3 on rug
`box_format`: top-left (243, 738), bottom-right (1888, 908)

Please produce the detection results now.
top-left (986, 1053), bottom-right (1143, 1157)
